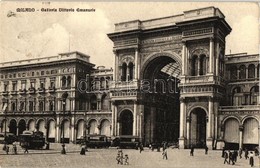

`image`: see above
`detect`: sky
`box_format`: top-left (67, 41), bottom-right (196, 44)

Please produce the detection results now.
top-left (0, 2), bottom-right (259, 68)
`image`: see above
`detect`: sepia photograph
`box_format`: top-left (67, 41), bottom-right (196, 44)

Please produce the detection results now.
top-left (0, 1), bottom-right (259, 167)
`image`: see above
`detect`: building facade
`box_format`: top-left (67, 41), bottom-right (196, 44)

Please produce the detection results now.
top-left (0, 7), bottom-right (259, 149)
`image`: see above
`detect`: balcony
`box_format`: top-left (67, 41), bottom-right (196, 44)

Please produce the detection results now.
top-left (38, 87), bottom-right (45, 94)
top-left (219, 105), bottom-right (260, 115)
top-left (19, 89), bottom-right (26, 95)
top-left (2, 91), bottom-right (9, 96)
top-left (48, 86), bottom-right (56, 93)
top-left (110, 80), bottom-right (139, 90)
top-left (10, 90), bottom-right (18, 95)
top-left (28, 87), bottom-right (36, 94)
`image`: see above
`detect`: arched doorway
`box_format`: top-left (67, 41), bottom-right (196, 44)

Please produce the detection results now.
top-left (60, 120), bottom-right (70, 143)
top-left (18, 120), bottom-right (26, 135)
top-left (100, 119), bottom-right (111, 136)
top-left (47, 120), bottom-right (56, 142)
top-left (77, 120), bottom-right (85, 139)
top-left (190, 108), bottom-right (207, 148)
top-left (224, 118), bottom-right (239, 149)
top-left (243, 118), bottom-right (259, 150)
top-left (9, 119), bottom-right (16, 135)
top-left (88, 119), bottom-right (98, 135)
top-left (142, 55), bottom-right (180, 144)
top-left (28, 119), bottom-right (36, 132)
top-left (120, 110), bottom-right (133, 135)
top-left (38, 120), bottom-right (46, 136)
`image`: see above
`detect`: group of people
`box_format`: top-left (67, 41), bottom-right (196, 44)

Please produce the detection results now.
top-left (116, 148), bottom-right (129, 165)
top-left (222, 147), bottom-right (256, 167)
top-left (3, 143), bottom-right (18, 155)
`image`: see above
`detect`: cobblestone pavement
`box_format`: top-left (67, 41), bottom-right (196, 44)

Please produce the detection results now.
top-left (0, 143), bottom-right (259, 168)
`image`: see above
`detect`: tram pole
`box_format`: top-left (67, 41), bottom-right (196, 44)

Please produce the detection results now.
top-left (61, 92), bottom-right (68, 155)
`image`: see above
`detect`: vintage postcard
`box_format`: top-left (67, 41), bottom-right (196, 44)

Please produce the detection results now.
top-left (0, 1), bottom-right (259, 168)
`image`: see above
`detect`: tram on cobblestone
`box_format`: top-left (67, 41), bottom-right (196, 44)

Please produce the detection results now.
top-left (19, 131), bottom-right (45, 149)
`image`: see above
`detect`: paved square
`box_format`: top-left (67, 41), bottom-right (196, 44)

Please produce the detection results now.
top-left (0, 144), bottom-right (259, 168)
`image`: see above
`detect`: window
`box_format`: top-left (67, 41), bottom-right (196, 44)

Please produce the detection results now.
top-left (232, 87), bottom-right (242, 106)
top-left (250, 86), bottom-right (259, 105)
top-left (12, 82), bottom-right (17, 91)
top-left (248, 64), bottom-right (255, 78)
top-left (11, 102), bottom-right (16, 111)
top-left (230, 66), bottom-right (237, 80)
top-left (4, 84), bottom-right (8, 91)
top-left (49, 100), bottom-right (54, 111)
top-left (239, 65), bottom-right (246, 79)
top-left (30, 81), bottom-right (35, 88)
top-left (39, 101), bottom-right (44, 111)
top-left (191, 55), bottom-right (198, 76)
top-left (19, 102), bottom-right (25, 111)
top-left (21, 82), bottom-right (26, 90)
top-left (121, 62), bottom-right (127, 81)
top-left (128, 62), bottom-right (134, 81)
top-left (41, 71), bottom-right (44, 75)
top-left (40, 82), bottom-right (45, 88)
top-left (199, 55), bottom-right (207, 75)
top-left (29, 101), bottom-right (34, 111)
top-left (62, 76), bottom-right (66, 88)
top-left (90, 95), bottom-right (97, 110)
top-left (32, 72), bottom-right (34, 76)
top-left (50, 81), bottom-right (55, 88)
top-left (67, 76), bottom-right (71, 88)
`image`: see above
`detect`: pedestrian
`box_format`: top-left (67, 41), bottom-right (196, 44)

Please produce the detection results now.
top-left (190, 146), bottom-right (194, 156)
top-left (245, 148), bottom-right (249, 160)
top-left (222, 147), bottom-right (225, 158)
top-left (224, 151), bottom-right (229, 164)
top-left (228, 150), bottom-right (232, 164)
top-left (231, 151), bottom-right (236, 165)
top-left (13, 144), bottom-right (17, 155)
top-left (149, 143), bottom-right (152, 151)
top-left (80, 144), bottom-right (86, 155)
top-left (139, 143), bottom-right (144, 153)
top-left (249, 151), bottom-right (254, 167)
top-left (116, 153), bottom-right (121, 164)
top-left (24, 142), bottom-right (29, 154)
top-left (233, 150), bottom-right (238, 162)
top-left (120, 151), bottom-right (124, 165)
top-left (205, 145), bottom-right (208, 155)
top-left (162, 148), bottom-right (168, 160)
top-left (239, 148), bottom-right (243, 159)
top-left (5, 145), bottom-right (9, 155)
top-left (163, 142), bottom-right (167, 151)
top-left (45, 141), bottom-right (50, 150)
top-left (254, 147), bottom-right (259, 156)
top-left (124, 154), bottom-right (129, 165)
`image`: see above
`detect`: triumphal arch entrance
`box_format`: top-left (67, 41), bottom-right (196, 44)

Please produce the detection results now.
top-left (108, 7), bottom-right (231, 149)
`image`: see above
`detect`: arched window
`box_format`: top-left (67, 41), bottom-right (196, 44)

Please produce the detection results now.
top-left (11, 102), bottom-right (16, 112)
top-left (250, 86), bottom-right (259, 105)
top-left (90, 95), bottom-right (97, 110)
top-left (49, 100), bottom-right (54, 111)
top-left (232, 87), bottom-right (242, 106)
top-left (67, 76), bottom-right (71, 88)
top-left (106, 77), bottom-right (110, 89)
top-left (191, 55), bottom-right (198, 76)
top-left (61, 76), bottom-right (66, 88)
top-left (128, 62), bottom-right (134, 81)
top-left (230, 66), bottom-right (237, 80)
top-left (39, 101), bottom-right (44, 111)
top-left (101, 94), bottom-right (109, 111)
top-left (29, 101), bottom-right (34, 111)
top-left (101, 77), bottom-right (105, 89)
top-left (199, 55), bottom-right (207, 75)
top-left (121, 63), bottom-right (127, 81)
top-left (239, 65), bottom-right (246, 79)
top-left (248, 64), bottom-right (255, 78)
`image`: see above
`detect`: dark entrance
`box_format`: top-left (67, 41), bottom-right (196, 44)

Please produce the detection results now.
top-left (120, 110), bottom-right (133, 135)
top-left (18, 120), bottom-right (26, 135)
top-left (190, 108), bottom-right (207, 148)
top-left (142, 55), bottom-right (180, 144)
top-left (9, 119), bottom-right (17, 135)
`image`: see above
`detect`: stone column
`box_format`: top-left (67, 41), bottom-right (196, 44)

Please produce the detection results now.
top-left (56, 116), bottom-right (60, 143)
top-left (134, 48), bottom-right (139, 80)
top-left (186, 116), bottom-right (190, 148)
top-left (111, 102), bottom-right (115, 136)
top-left (115, 104), bottom-right (118, 136)
top-left (209, 37), bottom-right (214, 74)
top-left (255, 65), bottom-right (258, 78)
top-left (182, 42), bottom-right (186, 76)
top-left (215, 41), bottom-right (219, 76)
top-left (207, 97), bottom-right (214, 149)
top-left (133, 101), bottom-right (137, 136)
top-left (71, 114), bottom-right (75, 143)
top-left (239, 125), bottom-right (243, 149)
top-left (179, 97), bottom-right (186, 149)
top-left (246, 66), bottom-right (248, 79)
top-left (113, 50), bottom-right (118, 81)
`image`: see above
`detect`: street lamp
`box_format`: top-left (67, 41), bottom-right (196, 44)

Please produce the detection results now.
top-left (61, 91), bottom-right (68, 155)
